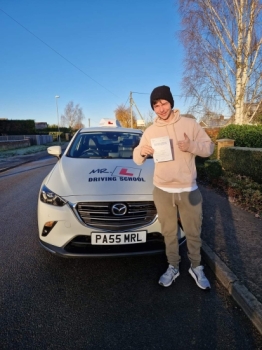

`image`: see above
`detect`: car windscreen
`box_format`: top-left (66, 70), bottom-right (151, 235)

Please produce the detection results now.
top-left (67, 131), bottom-right (142, 159)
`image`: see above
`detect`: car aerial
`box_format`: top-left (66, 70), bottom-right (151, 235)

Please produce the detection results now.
top-left (38, 118), bottom-right (185, 257)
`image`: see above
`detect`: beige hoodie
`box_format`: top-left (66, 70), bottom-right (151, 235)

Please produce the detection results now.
top-left (133, 110), bottom-right (214, 189)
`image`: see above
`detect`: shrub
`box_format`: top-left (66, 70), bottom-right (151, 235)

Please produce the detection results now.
top-left (218, 124), bottom-right (262, 147)
top-left (204, 159), bottom-right (222, 180)
top-left (220, 147), bottom-right (262, 184)
top-left (0, 119), bottom-right (35, 135)
top-left (220, 173), bottom-right (262, 214)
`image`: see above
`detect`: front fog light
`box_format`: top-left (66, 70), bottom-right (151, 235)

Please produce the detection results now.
top-left (40, 185), bottom-right (67, 206)
top-left (42, 221), bottom-right (57, 236)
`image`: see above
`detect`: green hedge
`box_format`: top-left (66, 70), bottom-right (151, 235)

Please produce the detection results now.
top-left (220, 147), bottom-right (262, 184)
top-left (218, 124), bottom-right (262, 148)
top-left (0, 119), bottom-right (35, 135)
top-left (204, 159), bottom-right (222, 179)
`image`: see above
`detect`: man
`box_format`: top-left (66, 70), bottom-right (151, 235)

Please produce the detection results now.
top-left (133, 85), bottom-right (214, 290)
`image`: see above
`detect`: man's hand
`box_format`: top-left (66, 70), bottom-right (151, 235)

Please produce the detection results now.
top-left (178, 133), bottom-right (190, 152)
top-left (140, 145), bottom-right (154, 157)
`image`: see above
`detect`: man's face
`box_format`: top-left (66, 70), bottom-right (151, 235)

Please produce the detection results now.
top-left (153, 99), bottom-right (172, 121)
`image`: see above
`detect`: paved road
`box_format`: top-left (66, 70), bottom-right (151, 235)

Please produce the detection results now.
top-left (1, 158), bottom-right (262, 349)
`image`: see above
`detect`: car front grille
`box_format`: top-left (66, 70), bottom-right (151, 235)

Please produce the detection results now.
top-left (75, 201), bottom-right (157, 231)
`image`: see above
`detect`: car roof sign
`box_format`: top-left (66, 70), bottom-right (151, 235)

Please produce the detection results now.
top-left (99, 118), bottom-right (121, 127)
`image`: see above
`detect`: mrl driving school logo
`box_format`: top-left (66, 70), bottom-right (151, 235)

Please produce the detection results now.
top-left (88, 166), bottom-right (145, 182)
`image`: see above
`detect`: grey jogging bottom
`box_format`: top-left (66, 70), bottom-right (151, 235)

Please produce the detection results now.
top-left (153, 186), bottom-right (203, 269)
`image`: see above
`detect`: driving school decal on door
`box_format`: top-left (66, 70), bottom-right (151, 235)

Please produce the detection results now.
top-left (88, 166), bottom-right (146, 182)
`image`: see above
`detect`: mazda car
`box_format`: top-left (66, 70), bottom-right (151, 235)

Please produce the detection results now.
top-left (37, 118), bottom-right (185, 257)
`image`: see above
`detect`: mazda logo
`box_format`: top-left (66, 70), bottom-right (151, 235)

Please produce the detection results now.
top-left (111, 203), bottom-right (127, 216)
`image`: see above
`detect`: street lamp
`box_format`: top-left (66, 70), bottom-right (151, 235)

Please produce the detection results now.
top-left (55, 95), bottom-right (60, 143)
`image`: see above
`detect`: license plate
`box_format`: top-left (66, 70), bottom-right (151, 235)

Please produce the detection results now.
top-left (91, 231), bottom-right (147, 245)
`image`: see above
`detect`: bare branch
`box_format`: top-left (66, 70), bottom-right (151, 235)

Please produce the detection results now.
top-left (61, 101), bottom-right (85, 130)
top-left (179, 0), bottom-right (262, 124)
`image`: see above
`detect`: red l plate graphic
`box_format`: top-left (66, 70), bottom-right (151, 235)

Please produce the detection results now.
top-left (119, 168), bottom-right (133, 176)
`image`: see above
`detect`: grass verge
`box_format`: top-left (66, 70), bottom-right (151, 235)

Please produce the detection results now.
top-left (0, 142), bottom-right (64, 158)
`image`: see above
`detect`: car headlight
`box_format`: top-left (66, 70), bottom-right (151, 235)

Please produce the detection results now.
top-left (40, 185), bottom-right (67, 206)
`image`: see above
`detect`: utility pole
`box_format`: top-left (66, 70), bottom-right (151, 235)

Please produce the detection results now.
top-left (130, 91), bottom-right (133, 128)
top-left (130, 91), bottom-right (145, 129)
top-left (55, 95), bottom-right (60, 144)
top-left (129, 92), bottom-right (145, 129)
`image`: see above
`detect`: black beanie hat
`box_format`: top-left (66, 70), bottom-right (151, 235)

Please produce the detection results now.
top-left (150, 85), bottom-right (174, 110)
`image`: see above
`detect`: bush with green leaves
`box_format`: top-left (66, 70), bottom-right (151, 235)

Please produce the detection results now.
top-left (0, 119), bottom-right (35, 135)
top-left (204, 159), bottom-right (222, 180)
top-left (218, 124), bottom-right (262, 148)
top-left (220, 147), bottom-right (262, 184)
top-left (219, 172), bottom-right (262, 214)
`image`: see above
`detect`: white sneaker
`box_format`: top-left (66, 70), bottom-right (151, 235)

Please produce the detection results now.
top-left (159, 265), bottom-right (180, 287)
top-left (189, 265), bottom-right (211, 290)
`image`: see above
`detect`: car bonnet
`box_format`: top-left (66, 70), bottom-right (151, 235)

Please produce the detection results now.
top-left (45, 156), bottom-right (154, 197)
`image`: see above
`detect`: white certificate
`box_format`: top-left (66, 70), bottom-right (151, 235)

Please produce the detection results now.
top-left (151, 136), bottom-right (173, 163)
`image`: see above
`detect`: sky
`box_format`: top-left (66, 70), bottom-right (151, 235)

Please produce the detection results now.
top-left (0, 0), bottom-right (188, 127)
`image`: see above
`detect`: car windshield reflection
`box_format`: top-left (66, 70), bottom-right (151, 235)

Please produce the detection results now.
top-left (67, 131), bottom-right (142, 159)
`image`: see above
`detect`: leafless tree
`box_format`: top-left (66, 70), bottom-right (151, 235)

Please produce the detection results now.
top-left (60, 101), bottom-right (85, 130)
top-left (199, 109), bottom-right (226, 126)
top-left (179, 0), bottom-right (262, 124)
top-left (143, 110), bottom-right (155, 128)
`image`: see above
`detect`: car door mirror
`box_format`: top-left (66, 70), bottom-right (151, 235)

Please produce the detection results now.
top-left (47, 146), bottom-right (62, 159)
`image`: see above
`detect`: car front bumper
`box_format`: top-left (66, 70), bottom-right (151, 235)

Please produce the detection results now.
top-left (38, 197), bottom-right (185, 258)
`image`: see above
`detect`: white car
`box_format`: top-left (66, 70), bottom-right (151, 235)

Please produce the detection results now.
top-left (38, 118), bottom-right (185, 257)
